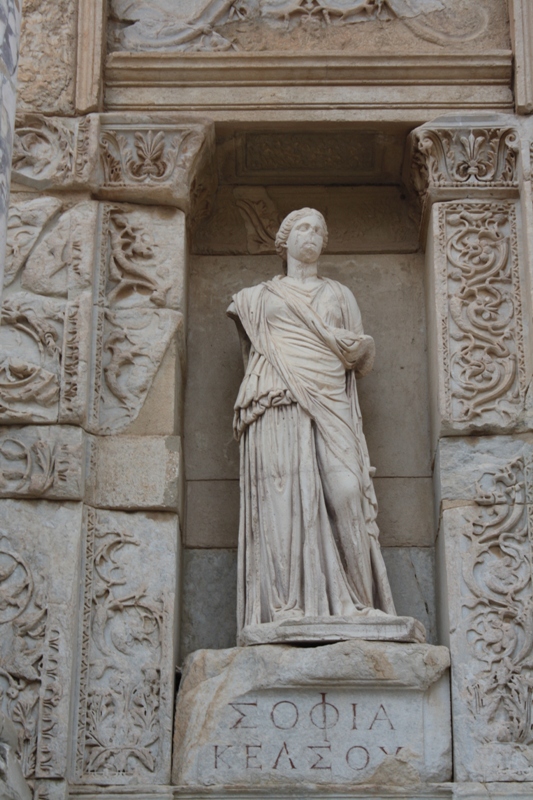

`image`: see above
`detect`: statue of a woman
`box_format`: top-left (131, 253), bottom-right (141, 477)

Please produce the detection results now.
top-left (228, 208), bottom-right (425, 645)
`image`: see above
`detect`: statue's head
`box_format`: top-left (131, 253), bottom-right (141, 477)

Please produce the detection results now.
top-left (275, 208), bottom-right (328, 265)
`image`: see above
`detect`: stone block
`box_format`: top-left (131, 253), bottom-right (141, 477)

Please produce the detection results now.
top-left (172, 640), bottom-right (451, 787)
top-left (180, 549), bottom-right (237, 660)
top-left (185, 253), bottom-right (431, 480)
top-left (374, 477), bottom-right (434, 547)
top-left (185, 480), bottom-right (239, 548)
top-left (74, 508), bottom-right (179, 786)
top-left (381, 547), bottom-right (437, 645)
top-left (86, 434), bottom-right (182, 511)
top-left (0, 424), bottom-right (85, 499)
top-left (0, 499), bottom-right (84, 781)
top-left (18, 0), bottom-right (76, 114)
top-left (438, 448), bottom-right (533, 782)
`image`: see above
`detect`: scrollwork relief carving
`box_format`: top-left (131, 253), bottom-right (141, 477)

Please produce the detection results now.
top-left (411, 127), bottom-right (519, 201)
top-left (76, 509), bottom-right (173, 783)
top-left (0, 294), bottom-right (64, 424)
top-left (233, 186), bottom-right (280, 253)
top-left (88, 307), bottom-right (181, 434)
top-left (0, 534), bottom-right (47, 780)
top-left (12, 115), bottom-right (98, 190)
top-left (5, 199), bottom-right (62, 288)
top-left (0, 426), bottom-right (83, 500)
top-left (437, 202), bottom-right (525, 430)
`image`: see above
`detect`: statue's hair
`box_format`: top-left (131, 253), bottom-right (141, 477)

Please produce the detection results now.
top-left (274, 208), bottom-right (328, 259)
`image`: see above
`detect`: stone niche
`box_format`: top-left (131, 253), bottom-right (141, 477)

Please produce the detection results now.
top-left (182, 124), bottom-right (437, 656)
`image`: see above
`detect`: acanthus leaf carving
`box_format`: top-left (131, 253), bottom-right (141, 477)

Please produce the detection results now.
top-left (437, 202), bottom-right (526, 431)
top-left (5, 199), bottom-right (62, 288)
top-left (411, 127), bottom-right (519, 202)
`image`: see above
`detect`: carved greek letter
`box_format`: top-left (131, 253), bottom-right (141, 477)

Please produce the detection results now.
top-left (346, 745), bottom-right (370, 771)
top-left (369, 704), bottom-right (394, 730)
top-left (245, 744), bottom-right (262, 769)
top-left (270, 700), bottom-right (299, 730)
top-left (308, 745), bottom-right (332, 770)
top-left (229, 701), bottom-right (258, 729)
top-left (272, 742), bottom-right (296, 770)
top-left (214, 745), bottom-right (233, 769)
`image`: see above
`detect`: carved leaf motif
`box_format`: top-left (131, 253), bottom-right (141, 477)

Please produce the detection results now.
top-left (441, 203), bottom-right (525, 427)
top-left (12, 118), bottom-right (75, 183)
top-left (412, 128), bottom-right (519, 199)
top-left (463, 458), bottom-right (533, 748)
top-left (77, 512), bottom-right (164, 780)
top-left (5, 199), bottom-right (62, 288)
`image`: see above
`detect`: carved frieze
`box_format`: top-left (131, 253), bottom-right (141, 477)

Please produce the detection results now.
top-left (75, 508), bottom-right (178, 784)
top-left (0, 425), bottom-right (84, 499)
top-left (409, 125), bottom-right (519, 208)
top-left (0, 500), bottom-right (83, 781)
top-left (440, 439), bottom-right (533, 781)
top-left (109, 0), bottom-right (495, 53)
top-left (5, 198), bottom-right (62, 288)
top-left (12, 115), bottom-right (99, 191)
top-left (233, 186), bottom-right (280, 254)
top-left (430, 201), bottom-right (526, 435)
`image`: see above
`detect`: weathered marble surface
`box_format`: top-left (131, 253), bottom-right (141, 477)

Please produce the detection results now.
top-left (18, 0), bottom-right (76, 114)
top-left (0, 712), bottom-right (31, 800)
top-left (172, 641), bottom-right (451, 787)
top-left (85, 434), bottom-right (182, 511)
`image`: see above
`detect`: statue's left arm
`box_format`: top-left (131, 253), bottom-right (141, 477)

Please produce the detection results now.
top-left (334, 284), bottom-right (375, 378)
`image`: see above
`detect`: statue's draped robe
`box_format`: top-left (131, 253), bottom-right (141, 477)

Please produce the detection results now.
top-left (232, 276), bottom-right (395, 633)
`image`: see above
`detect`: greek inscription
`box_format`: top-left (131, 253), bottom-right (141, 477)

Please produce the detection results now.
top-left (346, 746), bottom-right (370, 771)
top-left (214, 745), bottom-right (233, 768)
top-left (230, 702), bottom-right (258, 729)
top-left (271, 700), bottom-right (299, 730)
top-left (245, 744), bottom-right (262, 769)
top-left (368, 704), bottom-right (394, 730)
top-left (272, 742), bottom-right (296, 770)
top-left (309, 745), bottom-right (332, 769)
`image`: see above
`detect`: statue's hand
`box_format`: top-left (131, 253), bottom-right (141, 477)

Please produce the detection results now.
top-left (334, 331), bottom-right (375, 376)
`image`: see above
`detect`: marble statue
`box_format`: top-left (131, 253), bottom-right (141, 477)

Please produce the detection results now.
top-left (228, 208), bottom-right (425, 645)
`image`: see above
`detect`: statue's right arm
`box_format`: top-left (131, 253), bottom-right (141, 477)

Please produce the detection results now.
top-left (227, 300), bottom-right (251, 370)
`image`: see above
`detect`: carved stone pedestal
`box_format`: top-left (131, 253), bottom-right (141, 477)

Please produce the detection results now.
top-left (172, 641), bottom-right (451, 790)
top-left (239, 614), bottom-right (426, 646)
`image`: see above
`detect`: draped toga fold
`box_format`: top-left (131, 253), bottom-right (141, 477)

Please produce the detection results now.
top-left (230, 275), bottom-right (396, 634)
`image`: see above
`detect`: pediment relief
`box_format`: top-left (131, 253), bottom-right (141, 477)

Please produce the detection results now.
top-left (109, 0), bottom-right (508, 54)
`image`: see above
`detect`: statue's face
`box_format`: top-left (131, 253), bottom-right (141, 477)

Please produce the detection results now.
top-left (286, 213), bottom-right (325, 264)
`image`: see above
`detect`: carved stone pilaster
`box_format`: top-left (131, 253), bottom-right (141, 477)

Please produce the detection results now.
top-left (436, 436), bottom-right (533, 782)
top-left (408, 116), bottom-right (531, 440)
